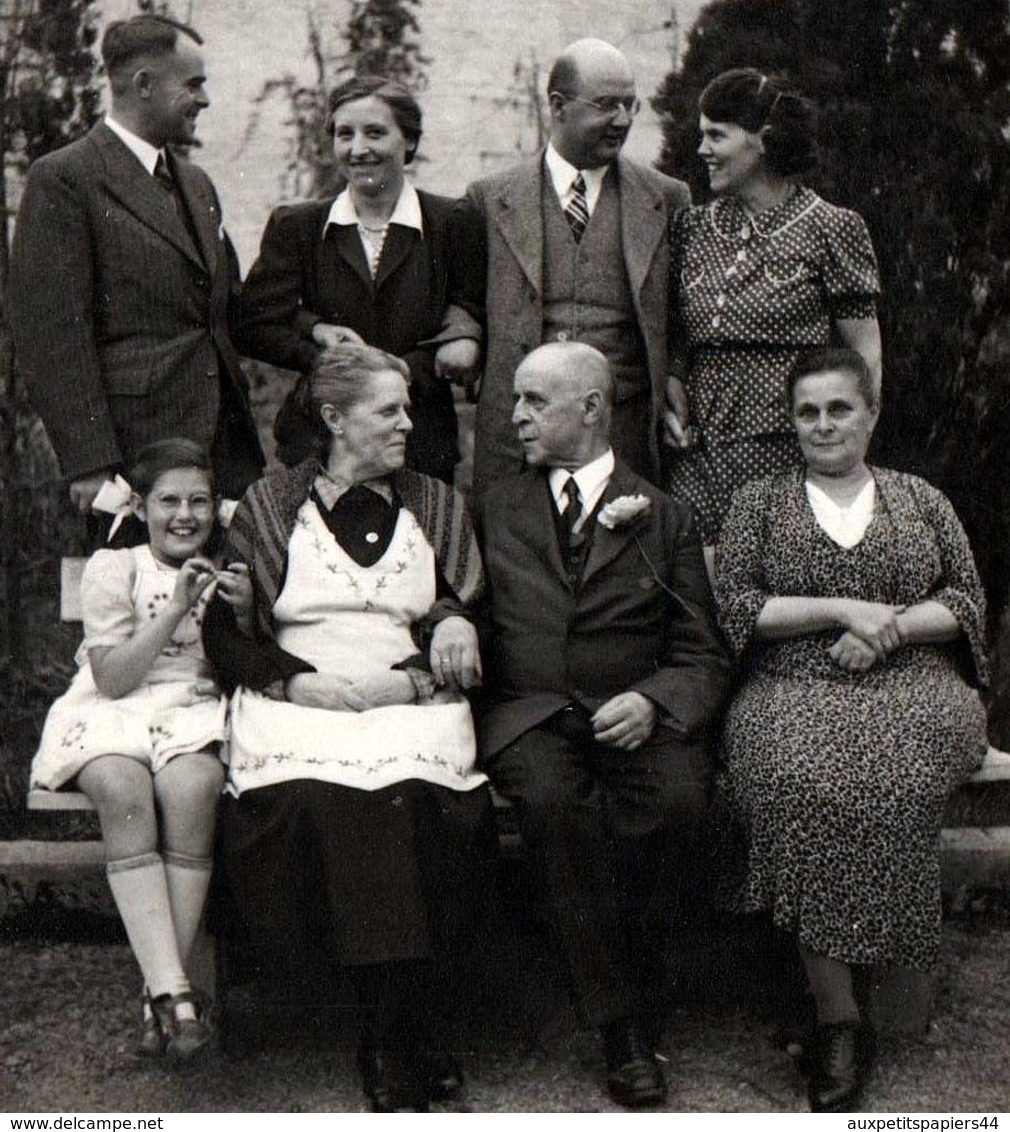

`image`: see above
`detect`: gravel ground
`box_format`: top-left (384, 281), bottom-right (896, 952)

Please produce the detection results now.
top-left (2, 906), bottom-right (1009, 1114)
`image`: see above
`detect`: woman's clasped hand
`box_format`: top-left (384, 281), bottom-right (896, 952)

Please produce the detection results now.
top-left (830, 600), bottom-right (906, 667)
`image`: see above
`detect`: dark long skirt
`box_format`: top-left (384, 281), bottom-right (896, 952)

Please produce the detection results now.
top-left (214, 777), bottom-right (496, 994)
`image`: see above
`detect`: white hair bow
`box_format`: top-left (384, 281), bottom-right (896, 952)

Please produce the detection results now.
top-left (91, 474), bottom-right (237, 542)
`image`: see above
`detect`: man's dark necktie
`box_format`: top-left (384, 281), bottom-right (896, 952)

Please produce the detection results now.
top-left (153, 151), bottom-right (204, 261)
top-left (562, 476), bottom-right (583, 546)
top-left (565, 173), bottom-right (590, 243)
top-left (154, 152), bottom-right (178, 211)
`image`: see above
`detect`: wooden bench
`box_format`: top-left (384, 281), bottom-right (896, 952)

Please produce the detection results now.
top-left (27, 557), bottom-right (1010, 873)
top-left (22, 748), bottom-right (1010, 851)
top-left (6, 559), bottom-right (1010, 1036)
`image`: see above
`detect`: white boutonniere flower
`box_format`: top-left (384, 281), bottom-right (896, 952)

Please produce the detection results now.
top-left (597, 494), bottom-right (651, 530)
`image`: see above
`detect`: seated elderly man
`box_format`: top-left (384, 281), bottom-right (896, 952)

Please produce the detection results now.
top-left (474, 341), bottom-right (730, 1108)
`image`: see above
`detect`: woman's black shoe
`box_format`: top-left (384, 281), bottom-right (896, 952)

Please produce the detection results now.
top-left (602, 1019), bottom-right (667, 1109)
top-left (357, 1041), bottom-right (429, 1112)
top-left (807, 1021), bottom-right (871, 1112)
top-left (421, 1051), bottom-right (464, 1100)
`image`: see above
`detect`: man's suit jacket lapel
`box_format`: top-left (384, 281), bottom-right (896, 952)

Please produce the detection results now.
top-left (491, 158), bottom-right (544, 296)
top-left (582, 461), bottom-right (646, 587)
top-left (511, 471), bottom-right (570, 588)
top-left (490, 154), bottom-right (667, 302)
top-left (89, 124), bottom-right (206, 272)
top-left (616, 158), bottom-right (668, 302)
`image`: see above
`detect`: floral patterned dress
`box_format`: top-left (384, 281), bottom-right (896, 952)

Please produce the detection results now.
top-left (715, 467), bottom-right (987, 970)
top-left (668, 188), bottom-right (880, 542)
top-left (31, 546), bottom-right (226, 790)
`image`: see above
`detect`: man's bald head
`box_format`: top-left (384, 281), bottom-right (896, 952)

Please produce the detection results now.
top-left (523, 341), bottom-right (614, 403)
top-left (548, 39), bottom-right (633, 99)
top-left (547, 39), bottom-right (638, 169)
top-left (511, 342), bottom-right (613, 470)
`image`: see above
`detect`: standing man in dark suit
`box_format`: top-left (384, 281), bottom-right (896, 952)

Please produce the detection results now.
top-left (9, 13), bottom-right (263, 519)
top-left (475, 341), bottom-right (729, 1108)
top-left (441, 38), bottom-right (691, 496)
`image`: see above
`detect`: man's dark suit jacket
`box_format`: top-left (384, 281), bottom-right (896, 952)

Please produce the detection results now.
top-left (236, 191), bottom-right (477, 476)
top-left (9, 122), bottom-right (263, 496)
top-left (475, 459), bottom-right (730, 760)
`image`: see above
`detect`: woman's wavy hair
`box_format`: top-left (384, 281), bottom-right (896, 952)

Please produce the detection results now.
top-left (325, 75), bottom-right (423, 164)
top-left (275, 344), bottom-right (411, 461)
top-left (699, 67), bottom-right (816, 178)
top-left (788, 347), bottom-right (877, 411)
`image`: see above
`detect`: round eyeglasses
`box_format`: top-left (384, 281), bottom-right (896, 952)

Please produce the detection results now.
top-left (554, 93), bottom-right (641, 118)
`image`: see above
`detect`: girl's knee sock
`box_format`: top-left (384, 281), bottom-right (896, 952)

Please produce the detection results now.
top-left (106, 852), bottom-right (189, 999)
top-left (163, 851), bottom-right (213, 970)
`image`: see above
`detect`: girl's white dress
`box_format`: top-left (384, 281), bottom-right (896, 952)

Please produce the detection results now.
top-left (31, 545), bottom-right (227, 790)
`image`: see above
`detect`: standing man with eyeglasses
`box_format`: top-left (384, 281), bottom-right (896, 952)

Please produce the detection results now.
top-left (437, 38), bottom-right (691, 496)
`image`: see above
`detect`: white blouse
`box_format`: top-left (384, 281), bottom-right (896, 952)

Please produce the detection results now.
top-left (805, 478), bottom-right (876, 548)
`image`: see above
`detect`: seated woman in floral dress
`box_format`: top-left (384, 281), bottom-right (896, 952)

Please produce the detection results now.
top-left (714, 347), bottom-right (987, 1112)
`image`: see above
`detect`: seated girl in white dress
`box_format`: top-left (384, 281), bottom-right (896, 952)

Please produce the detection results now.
top-left (31, 439), bottom-right (252, 1061)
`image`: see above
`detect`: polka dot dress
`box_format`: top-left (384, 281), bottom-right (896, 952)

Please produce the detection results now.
top-left (668, 187), bottom-right (880, 542)
top-left (714, 468), bottom-right (988, 970)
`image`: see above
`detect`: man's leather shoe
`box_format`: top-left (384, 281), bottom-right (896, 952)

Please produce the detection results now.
top-left (603, 1020), bottom-right (667, 1109)
top-left (807, 1021), bottom-right (872, 1112)
top-left (357, 1040), bottom-right (429, 1112)
top-left (421, 1051), bottom-right (464, 1100)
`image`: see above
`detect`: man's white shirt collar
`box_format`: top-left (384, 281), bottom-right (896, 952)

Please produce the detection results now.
top-left (549, 448), bottom-right (616, 531)
top-left (324, 181), bottom-right (424, 235)
top-left (544, 143), bottom-right (608, 216)
top-left (104, 115), bottom-right (163, 177)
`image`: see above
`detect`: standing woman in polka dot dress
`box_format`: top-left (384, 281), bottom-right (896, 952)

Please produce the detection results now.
top-left (665, 68), bottom-right (882, 566)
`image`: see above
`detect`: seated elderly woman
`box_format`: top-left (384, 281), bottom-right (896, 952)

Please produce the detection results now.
top-left (203, 344), bottom-right (493, 1111)
top-left (715, 347), bottom-right (987, 1112)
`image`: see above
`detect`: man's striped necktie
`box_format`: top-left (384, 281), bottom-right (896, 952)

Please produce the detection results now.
top-left (565, 172), bottom-right (590, 243)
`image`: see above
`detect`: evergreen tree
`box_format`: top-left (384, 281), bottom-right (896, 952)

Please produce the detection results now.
top-left (653, 0), bottom-right (1010, 612)
top-left (344, 0), bottom-right (428, 88)
top-left (249, 0), bottom-right (428, 200)
top-left (0, 0), bottom-right (102, 662)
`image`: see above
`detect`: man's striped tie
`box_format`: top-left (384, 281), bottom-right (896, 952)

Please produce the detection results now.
top-left (565, 173), bottom-right (590, 243)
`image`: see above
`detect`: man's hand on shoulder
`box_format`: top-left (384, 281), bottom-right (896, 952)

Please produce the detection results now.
top-left (591, 691), bottom-right (657, 751)
top-left (70, 470), bottom-right (114, 514)
top-left (434, 338), bottom-right (481, 386)
top-left (311, 323), bottom-right (365, 350)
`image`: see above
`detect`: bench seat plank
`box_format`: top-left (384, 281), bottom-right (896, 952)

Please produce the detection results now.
top-left (28, 790), bottom-right (95, 812)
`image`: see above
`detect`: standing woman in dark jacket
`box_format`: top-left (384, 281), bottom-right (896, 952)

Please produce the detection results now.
top-left (237, 76), bottom-right (480, 482)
